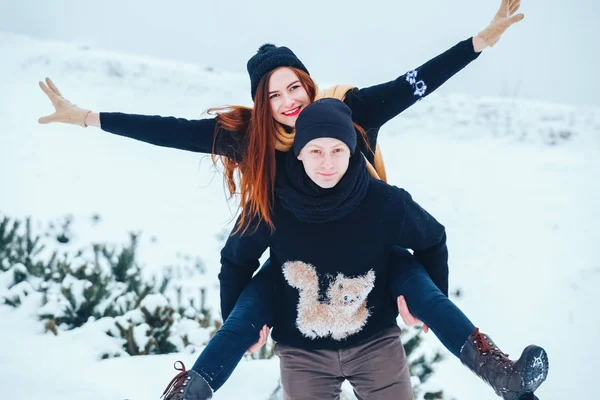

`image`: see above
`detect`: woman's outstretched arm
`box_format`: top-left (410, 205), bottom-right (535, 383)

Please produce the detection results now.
top-left (38, 77), bottom-right (242, 157)
top-left (345, 0), bottom-right (524, 130)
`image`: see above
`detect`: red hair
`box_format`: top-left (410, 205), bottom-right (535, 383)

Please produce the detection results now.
top-left (210, 67), bottom-right (383, 235)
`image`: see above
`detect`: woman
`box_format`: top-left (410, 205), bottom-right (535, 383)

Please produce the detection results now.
top-left (161, 98), bottom-right (548, 400)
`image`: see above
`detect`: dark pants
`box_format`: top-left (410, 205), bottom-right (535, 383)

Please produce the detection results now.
top-left (389, 248), bottom-right (475, 358)
top-left (275, 325), bottom-right (412, 400)
top-left (193, 251), bottom-right (476, 392)
top-left (192, 262), bottom-right (276, 390)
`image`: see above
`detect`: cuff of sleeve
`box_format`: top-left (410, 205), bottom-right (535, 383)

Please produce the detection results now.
top-left (464, 37), bottom-right (482, 59)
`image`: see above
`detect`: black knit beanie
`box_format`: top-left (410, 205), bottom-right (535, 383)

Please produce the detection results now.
top-left (293, 98), bottom-right (357, 157)
top-left (247, 43), bottom-right (309, 100)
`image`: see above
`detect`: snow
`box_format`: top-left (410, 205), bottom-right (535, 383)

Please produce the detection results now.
top-left (175, 317), bottom-right (212, 348)
top-left (1, 31), bottom-right (599, 399)
top-left (140, 293), bottom-right (170, 311)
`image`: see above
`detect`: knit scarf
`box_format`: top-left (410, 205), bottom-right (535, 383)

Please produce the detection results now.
top-left (274, 85), bottom-right (383, 180)
top-left (275, 150), bottom-right (370, 224)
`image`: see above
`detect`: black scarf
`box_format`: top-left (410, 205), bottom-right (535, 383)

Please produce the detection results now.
top-left (275, 151), bottom-right (370, 223)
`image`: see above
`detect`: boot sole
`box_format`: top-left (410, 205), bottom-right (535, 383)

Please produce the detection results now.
top-left (515, 345), bottom-right (549, 400)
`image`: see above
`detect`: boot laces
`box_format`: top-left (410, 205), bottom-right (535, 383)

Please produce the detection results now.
top-left (161, 361), bottom-right (190, 398)
top-left (472, 328), bottom-right (511, 365)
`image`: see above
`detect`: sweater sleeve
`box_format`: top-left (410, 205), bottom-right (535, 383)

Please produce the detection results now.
top-left (344, 38), bottom-right (481, 130)
top-left (395, 189), bottom-right (449, 296)
top-left (99, 112), bottom-right (244, 159)
top-left (218, 218), bottom-right (270, 321)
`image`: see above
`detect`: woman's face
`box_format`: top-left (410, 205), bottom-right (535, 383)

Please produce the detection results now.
top-left (268, 67), bottom-right (311, 128)
top-left (297, 137), bottom-right (351, 189)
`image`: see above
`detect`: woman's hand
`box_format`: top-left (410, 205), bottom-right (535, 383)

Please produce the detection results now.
top-left (473, 0), bottom-right (524, 52)
top-left (38, 77), bottom-right (94, 127)
top-left (397, 295), bottom-right (429, 333)
top-left (247, 324), bottom-right (270, 354)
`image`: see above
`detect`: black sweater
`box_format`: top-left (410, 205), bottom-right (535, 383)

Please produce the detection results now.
top-left (98, 38), bottom-right (480, 165)
top-left (219, 154), bottom-right (448, 350)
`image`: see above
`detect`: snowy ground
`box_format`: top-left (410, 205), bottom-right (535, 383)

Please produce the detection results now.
top-left (1, 32), bottom-right (599, 399)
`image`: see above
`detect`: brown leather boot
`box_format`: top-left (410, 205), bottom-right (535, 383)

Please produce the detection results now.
top-left (161, 361), bottom-right (213, 400)
top-left (460, 328), bottom-right (548, 400)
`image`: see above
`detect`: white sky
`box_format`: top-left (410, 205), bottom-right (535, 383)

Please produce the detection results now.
top-left (1, 0), bottom-right (598, 107)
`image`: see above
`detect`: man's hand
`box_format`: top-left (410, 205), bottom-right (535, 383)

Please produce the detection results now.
top-left (247, 324), bottom-right (270, 354)
top-left (397, 295), bottom-right (429, 333)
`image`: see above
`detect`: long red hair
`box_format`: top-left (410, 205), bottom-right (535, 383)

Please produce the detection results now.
top-left (210, 67), bottom-right (381, 235)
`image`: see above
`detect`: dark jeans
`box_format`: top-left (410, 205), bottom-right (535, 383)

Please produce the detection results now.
top-left (389, 248), bottom-right (475, 358)
top-left (192, 261), bottom-right (276, 391)
top-left (193, 251), bottom-right (475, 391)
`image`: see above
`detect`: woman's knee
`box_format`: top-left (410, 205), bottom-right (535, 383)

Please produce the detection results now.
top-left (220, 312), bottom-right (264, 339)
top-left (233, 265), bottom-right (277, 325)
top-left (227, 296), bottom-right (271, 325)
top-left (389, 263), bottom-right (429, 294)
top-left (393, 269), bottom-right (447, 313)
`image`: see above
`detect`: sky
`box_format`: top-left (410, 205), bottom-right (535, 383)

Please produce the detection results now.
top-left (0, 0), bottom-right (598, 107)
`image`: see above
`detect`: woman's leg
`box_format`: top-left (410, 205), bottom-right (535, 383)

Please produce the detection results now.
top-left (389, 248), bottom-right (475, 358)
top-left (191, 259), bottom-right (276, 391)
top-left (389, 248), bottom-right (549, 399)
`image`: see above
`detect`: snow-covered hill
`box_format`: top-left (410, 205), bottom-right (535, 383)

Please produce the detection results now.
top-left (1, 31), bottom-right (598, 399)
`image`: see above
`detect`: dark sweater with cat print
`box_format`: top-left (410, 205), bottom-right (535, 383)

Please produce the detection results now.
top-left (219, 152), bottom-right (448, 350)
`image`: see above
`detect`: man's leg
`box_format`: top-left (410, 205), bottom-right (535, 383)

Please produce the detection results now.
top-left (343, 326), bottom-right (414, 400)
top-left (275, 343), bottom-right (345, 400)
